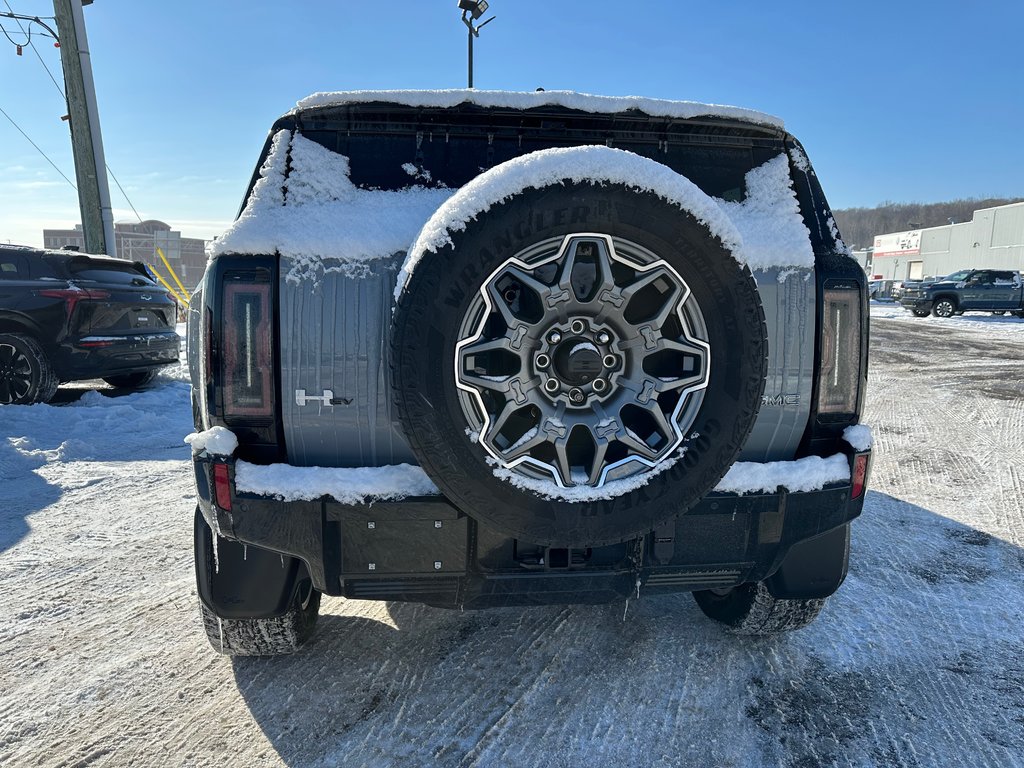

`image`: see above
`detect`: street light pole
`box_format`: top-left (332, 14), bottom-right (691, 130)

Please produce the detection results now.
top-left (459, 1), bottom-right (495, 89)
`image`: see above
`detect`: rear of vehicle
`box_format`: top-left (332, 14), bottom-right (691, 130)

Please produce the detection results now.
top-left (0, 245), bottom-right (178, 404)
top-left (187, 91), bottom-right (871, 655)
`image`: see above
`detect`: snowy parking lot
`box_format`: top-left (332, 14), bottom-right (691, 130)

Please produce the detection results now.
top-left (2, 305), bottom-right (1023, 767)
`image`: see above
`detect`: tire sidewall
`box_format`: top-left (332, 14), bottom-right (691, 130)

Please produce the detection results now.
top-left (394, 184), bottom-right (767, 546)
top-left (0, 333), bottom-right (46, 405)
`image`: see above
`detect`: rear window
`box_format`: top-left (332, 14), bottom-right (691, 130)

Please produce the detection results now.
top-left (67, 259), bottom-right (156, 286)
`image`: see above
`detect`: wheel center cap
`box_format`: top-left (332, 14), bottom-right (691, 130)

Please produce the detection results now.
top-left (555, 339), bottom-right (602, 385)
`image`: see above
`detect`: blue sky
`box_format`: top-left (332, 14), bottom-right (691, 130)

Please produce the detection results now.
top-left (2, 0), bottom-right (1022, 249)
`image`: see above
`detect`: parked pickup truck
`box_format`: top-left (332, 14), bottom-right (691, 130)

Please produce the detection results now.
top-left (186, 89), bottom-right (872, 655)
top-left (900, 269), bottom-right (1024, 318)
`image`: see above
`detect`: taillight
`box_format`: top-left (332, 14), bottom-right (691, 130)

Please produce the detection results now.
top-left (221, 275), bottom-right (273, 420)
top-left (38, 287), bottom-right (111, 320)
top-left (851, 453), bottom-right (869, 499)
top-left (213, 462), bottom-right (233, 511)
top-left (818, 283), bottom-right (863, 416)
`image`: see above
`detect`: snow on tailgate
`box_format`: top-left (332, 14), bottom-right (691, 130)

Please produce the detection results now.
top-left (212, 132), bottom-right (815, 287)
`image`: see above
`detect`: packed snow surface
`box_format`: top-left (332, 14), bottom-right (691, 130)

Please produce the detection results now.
top-left (234, 461), bottom-right (438, 503)
top-left (292, 88), bottom-right (784, 129)
top-left (2, 307), bottom-right (1024, 766)
top-left (184, 426), bottom-right (238, 457)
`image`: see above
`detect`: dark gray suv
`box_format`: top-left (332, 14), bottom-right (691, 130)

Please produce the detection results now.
top-left (187, 90), bottom-right (872, 655)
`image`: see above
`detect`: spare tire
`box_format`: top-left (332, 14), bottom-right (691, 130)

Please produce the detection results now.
top-left (392, 181), bottom-right (766, 547)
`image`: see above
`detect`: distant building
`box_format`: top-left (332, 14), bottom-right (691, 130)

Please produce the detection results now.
top-left (42, 220), bottom-right (208, 291)
top-left (868, 201), bottom-right (1024, 281)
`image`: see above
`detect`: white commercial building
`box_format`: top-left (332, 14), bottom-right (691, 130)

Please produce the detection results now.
top-left (867, 201), bottom-right (1024, 280)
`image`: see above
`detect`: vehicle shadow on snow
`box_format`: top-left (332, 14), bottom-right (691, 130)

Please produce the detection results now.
top-left (230, 490), bottom-right (1024, 767)
top-left (0, 438), bottom-right (62, 553)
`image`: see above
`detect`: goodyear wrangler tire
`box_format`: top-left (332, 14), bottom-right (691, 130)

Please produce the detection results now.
top-left (392, 183), bottom-right (767, 547)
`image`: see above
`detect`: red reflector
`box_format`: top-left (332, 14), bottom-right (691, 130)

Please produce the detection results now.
top-left (851, 453), bottom-right (868, 499)
top-left (213, 463), bottom-right (232, 511)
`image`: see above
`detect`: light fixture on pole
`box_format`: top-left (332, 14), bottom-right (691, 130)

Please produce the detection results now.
top-left (458, 0), bottom-right (495, 89)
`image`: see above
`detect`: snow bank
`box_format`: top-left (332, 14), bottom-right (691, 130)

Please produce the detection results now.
top-left (292, 88), bottom-right (783, 129)
top-left (210, 131), bottom-right (454, 282)
top-left (715, 453), bottom-right (850, 495)
top-left (397, 145), bottom-right (745, 298)
top-left (843, 424), bottom-right (874, 452)
top-left (234, 461), bottom-right (438, 503)
top-left (184, 426), bottom-right (238, 457)
top-left (1, 382), bottom-right (194, 466)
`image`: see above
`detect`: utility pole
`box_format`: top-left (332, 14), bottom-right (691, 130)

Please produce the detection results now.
top-left (52, 0), bottom-right (116, 257)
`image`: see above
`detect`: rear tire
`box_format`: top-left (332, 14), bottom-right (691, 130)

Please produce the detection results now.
top-left (199, 583), bottom-right (320, 656)
top-left (911, 309), bottom-right (930, 318)
top-left (693, 582), bottom-right (826, 635)
top-left (0, 333), bottom-right (58, 405)
top-left (103, 370), bottom-right (159, 389)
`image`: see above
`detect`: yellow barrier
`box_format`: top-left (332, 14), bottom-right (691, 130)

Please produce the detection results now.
top-left (148, 264), bottom-right (188, 305)
top-left (156, 246), bottom-right (191, 302)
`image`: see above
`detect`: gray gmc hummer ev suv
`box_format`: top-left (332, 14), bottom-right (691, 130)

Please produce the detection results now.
top-left (187, 90), bottom-right (871, 655)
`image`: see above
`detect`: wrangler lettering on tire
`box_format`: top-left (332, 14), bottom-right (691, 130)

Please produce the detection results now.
top-left (392, 183), bottom-right (768, 547)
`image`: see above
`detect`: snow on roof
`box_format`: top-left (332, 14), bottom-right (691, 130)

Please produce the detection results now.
top-left (291, 88), bottom-right (784, 129)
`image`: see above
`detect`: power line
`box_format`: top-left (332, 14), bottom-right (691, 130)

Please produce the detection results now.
top-left (3, 2), bottom-right (65, 99)
top-left (0, 102), bottom-right (77, 190)
top-left (4, 1), bottom-right (143, 224)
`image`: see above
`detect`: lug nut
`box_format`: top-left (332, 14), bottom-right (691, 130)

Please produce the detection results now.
top-left (568, 387), bottom-right (586, 404)
top-left (603, 354), bottom-right (618, 369)
top-left (596, 331), bottom-right (611, 344)
top-left (535, 353), bottom-right (550, 369)
top-left (548, 330), bottom-right (562, 344)
top-left (544, 378), bottom-right (560, 393)
top-left (592, 378), bottom-right (608, 393)
top-left (570, 319), bottom-right (586, 334)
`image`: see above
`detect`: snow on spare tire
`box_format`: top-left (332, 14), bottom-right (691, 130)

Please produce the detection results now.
top-left (392, 146), bottom-right (767, 547)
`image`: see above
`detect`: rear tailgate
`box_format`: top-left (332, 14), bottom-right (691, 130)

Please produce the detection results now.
top-left (66, 257), bottom-right (176, 336)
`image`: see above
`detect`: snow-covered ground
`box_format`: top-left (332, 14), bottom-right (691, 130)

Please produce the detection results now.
top-left (2, 309), bottom-right (1023, 767)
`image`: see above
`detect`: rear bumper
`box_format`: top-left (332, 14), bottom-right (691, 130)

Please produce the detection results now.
top-left (192, 450), bottom-right (871, 612)
top-left (56, 330), bottom-right (180, 380)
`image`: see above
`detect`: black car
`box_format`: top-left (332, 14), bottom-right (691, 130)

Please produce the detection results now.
top-left (0, 244), bottom-right (180, 404)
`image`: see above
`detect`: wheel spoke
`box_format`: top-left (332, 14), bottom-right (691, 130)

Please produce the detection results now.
top-left (586, 436), bottom-right (611, 486)
top-left (504, 265), bottom-right (556, 306)
top-left (485, 280), bottom-right (524, 329)
top-left (552, 432), bottom-right (573, 486)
